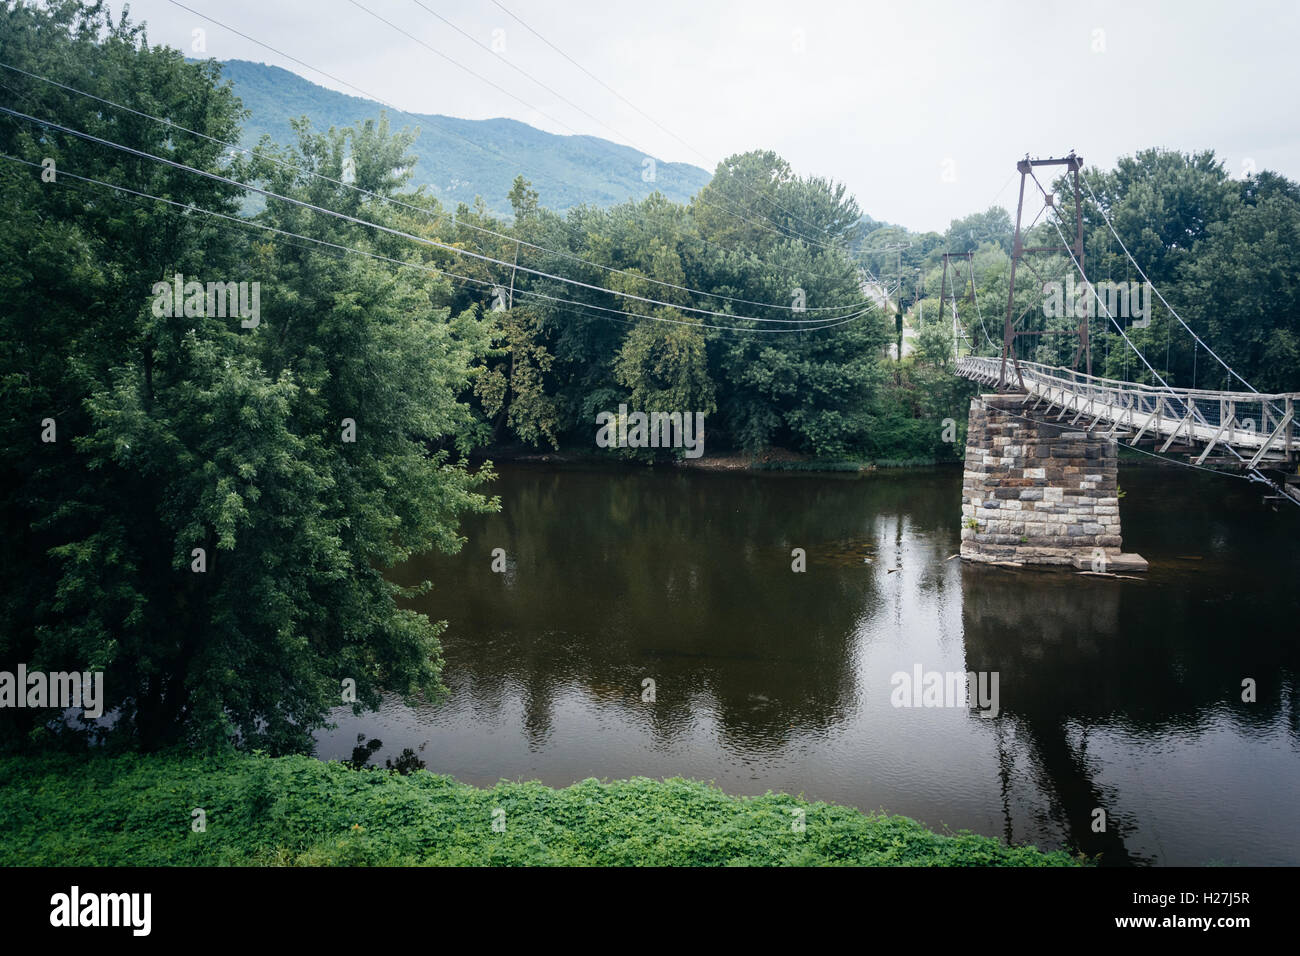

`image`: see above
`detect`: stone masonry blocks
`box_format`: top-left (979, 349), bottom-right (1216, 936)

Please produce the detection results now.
top-left (960, 394), bottom-right (1125, 567)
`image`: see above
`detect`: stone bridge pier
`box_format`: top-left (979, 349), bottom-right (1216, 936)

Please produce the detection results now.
top-left (960, 394), bottom-right (1147, 571)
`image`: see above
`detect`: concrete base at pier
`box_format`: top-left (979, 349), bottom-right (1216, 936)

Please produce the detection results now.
top-left (960, 394), bottom-right (1147, 570)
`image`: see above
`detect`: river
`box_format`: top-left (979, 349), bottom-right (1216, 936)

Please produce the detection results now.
top-left (317, 461), bottom-right (1300, 865)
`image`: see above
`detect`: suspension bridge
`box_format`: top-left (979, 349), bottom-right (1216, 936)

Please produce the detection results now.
top-left (953, 353), bottom-right (1299, 569)
top-left (947, 153), bottom-right (1299, 569)
top-left (955, 356), bottom-right (1300, 484)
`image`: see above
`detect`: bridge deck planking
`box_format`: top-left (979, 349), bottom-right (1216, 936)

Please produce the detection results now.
top-left (956, 357), bottom-right (1299, 464)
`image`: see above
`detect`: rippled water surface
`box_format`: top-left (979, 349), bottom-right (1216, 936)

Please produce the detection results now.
top-left (317, 462), bottom-right (1300, 865)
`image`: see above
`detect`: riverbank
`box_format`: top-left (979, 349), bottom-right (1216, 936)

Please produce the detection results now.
top-left (471, 443), bottom-right (952, 473)
top-left (0, 752), bottom-right (1083, 866)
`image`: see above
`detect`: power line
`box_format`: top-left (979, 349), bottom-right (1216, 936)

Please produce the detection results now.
top-left (159, 0), bottom-right (600, 261)
top-left (1079, 172), bottom-right (1259, 394)
top-left (0, 148), bottom-right (876, 335)
top-left (9, 143), bottom-right (1284, 493)
top-left (0, 60), bottom-right (867, 315)
top-left (0, 104), bottom-right (871, 325)
top-left (486, 0), bottom-right (841, 242)
top-left (928, 167), bottom-right (1020, 354)
top-left (347, 0), bottom-right (581, 137)
top-left (166, 0), bottom-right (493, 163)
top-left (173, 0), bottom-right (849, 254)
top-left (165, 2), bottom-right (863, 282)
top-left (1034, 175), bottom-right (1185, 402)
top-left (970, 266), bottom-right (996, 350)
top-left (408, 0), bottom-right (652, 152)
top-left (1040, 194), bottom-right (1295, 504)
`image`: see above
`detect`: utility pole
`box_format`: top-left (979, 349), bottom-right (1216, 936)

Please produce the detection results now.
top-left (939, 251), bottom-right (975, 361)
top-left (895, 304), bottom-right (904, 382)
top-left (507, 239), bottom-right (520, 309)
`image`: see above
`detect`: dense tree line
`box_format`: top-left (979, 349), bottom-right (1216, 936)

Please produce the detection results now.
top-left (862, 153), bottom-right (1300, 395)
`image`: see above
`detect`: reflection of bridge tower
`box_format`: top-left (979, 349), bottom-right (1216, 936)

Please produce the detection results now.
top-left (959, 562), bottom-right (1141, 863)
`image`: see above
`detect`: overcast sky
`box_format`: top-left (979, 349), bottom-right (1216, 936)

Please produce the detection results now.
top-left (117, 0), bottom-right (1299, 232)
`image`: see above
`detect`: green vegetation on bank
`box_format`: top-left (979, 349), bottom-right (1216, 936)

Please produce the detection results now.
top-left (751, 457), bottom-right (940, 471)
top-left (0, 753), bottom-right (1084, 866)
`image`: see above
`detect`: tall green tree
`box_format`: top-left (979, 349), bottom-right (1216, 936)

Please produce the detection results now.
top-left (1, 2), bottom-right (495, 753)
top-left (1180, 193), bottom-right (1300, 392)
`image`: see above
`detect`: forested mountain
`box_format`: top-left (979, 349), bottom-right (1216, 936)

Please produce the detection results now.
top-left (216, 59), bottom-right (712, 218)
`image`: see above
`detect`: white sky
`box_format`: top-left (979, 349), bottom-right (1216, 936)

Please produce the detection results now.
top-left (117, 0), bottom-right (1300, 232)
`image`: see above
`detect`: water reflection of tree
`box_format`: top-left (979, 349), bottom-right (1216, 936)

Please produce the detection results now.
top-left (960, 560), bottom-right (1300, 865)
top-left (396, 465), bottom-right (960, 752)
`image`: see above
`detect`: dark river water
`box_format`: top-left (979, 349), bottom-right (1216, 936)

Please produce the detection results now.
top-left (317, 461), bottom-right (1300, 866)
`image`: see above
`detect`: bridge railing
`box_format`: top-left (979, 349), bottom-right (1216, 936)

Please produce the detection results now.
top-left (956, 356), bottom-right (1300, 463)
